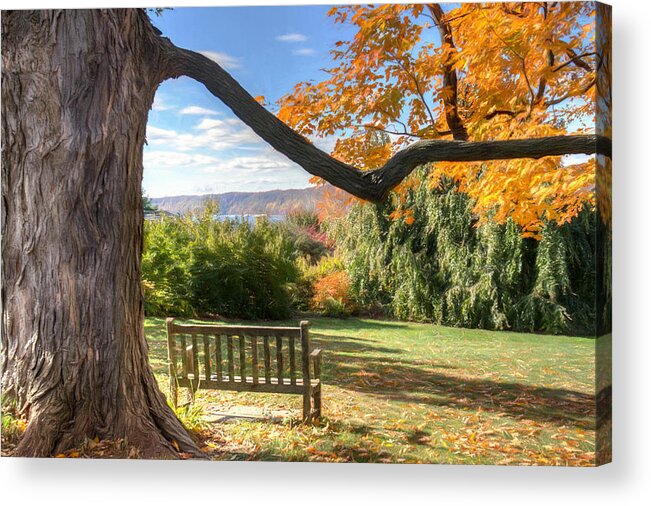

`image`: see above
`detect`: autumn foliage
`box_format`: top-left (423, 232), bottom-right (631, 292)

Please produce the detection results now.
top-left (278, 2), bottom-right (608, 237)
top-left (311, 270), bottom-right (353, 317)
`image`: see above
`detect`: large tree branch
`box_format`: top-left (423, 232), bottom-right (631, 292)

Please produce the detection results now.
top-left (160, 40), bottom-right (611, 203)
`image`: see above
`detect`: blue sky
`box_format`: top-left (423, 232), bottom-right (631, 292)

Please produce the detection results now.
top-left (144, 6), bottom-right (356, 198)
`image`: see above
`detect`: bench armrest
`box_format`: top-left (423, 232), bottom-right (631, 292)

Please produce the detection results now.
top-left (310, 348), bottom-right (323, 379)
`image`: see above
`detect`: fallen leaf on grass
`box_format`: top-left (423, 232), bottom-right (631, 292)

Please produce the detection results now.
top-left (352, 370), bottom-right (381, 379)
top-left (87, 437), bottom-right (100, 450)
top-left (54, 451), bottom-right (80, 458)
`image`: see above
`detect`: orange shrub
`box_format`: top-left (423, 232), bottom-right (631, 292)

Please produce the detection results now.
top-left (311, 270), bottom-right (352, 316)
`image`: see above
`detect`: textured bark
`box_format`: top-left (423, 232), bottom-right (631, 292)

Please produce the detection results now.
top-left (1, 10), bottom-right (201, 458)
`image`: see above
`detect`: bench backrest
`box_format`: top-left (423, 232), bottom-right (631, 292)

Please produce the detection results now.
top-left (165, 318), bottom-right (311, 387)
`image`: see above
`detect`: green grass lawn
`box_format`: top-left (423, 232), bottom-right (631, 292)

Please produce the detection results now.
top-left (146, 316), bottom-right (603, 465)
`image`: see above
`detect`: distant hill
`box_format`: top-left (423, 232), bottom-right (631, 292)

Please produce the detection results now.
top-left (151, 186), bottom-right (326, 216)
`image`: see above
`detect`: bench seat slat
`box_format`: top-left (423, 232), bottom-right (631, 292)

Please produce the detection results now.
top-left (180, 334), bottom-right (188, 378)
top-left (227, 336), bottom-right (235, 382)
top-left (289, 335), bottom-right (296, 386)
top-left (191, 335), bottom-right (199, 386)
top-left (276, 336), bottom-right (283, 384)
top-left (214, 334), bottom-right (222, 382)
top-left (263, 336), bottom-right (271, 383)
top-left (177, 375), bottom-right (320, 395)
top-left (251, 336), bottom-right (259, 385)
top-left (202, 335), bottom-right (211, 379)
top-left (239, 335), bottom-right (246, 382)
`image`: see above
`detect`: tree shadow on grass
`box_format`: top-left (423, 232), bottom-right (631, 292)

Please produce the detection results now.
top-left (310, 317), bottom-right (412, 331)
top-left (310, 332), bottom-right (405, 356)
top-left (311, 332), bottom-right (596, 430)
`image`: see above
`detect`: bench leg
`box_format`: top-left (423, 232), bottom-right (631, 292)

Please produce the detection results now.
top-left (188, 380), bottom-right (198, 404)
top-left (170, 376), bottom-right (178, 409)
top-left (312, 385), bottom-right (322, 421)
top-left (303, 390), bottom-right (312, 422)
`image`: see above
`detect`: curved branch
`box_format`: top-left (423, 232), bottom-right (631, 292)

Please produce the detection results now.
top-left (534, 48), bottom-right (555, 104)
top-left (385, 49), bottom-right (438, 128)
top-left (359, 124), bottom-right (425, 139)
top-left (561, 48), bottom-right (594, 72)
top-left (428, 4), bottom-right (469, 140)
top-left (485, 109), bottom-right (522, 120)
top-left (160, 40), bottom-right (611, 203)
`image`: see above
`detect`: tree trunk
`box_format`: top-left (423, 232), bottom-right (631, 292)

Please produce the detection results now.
top-left (1, 10), bottom-right (200, 458)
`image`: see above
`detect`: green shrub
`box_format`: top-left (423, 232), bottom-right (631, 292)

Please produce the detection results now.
top-left (291, 254), bottom-right (350, 313)
top-left (141, 217), bottom-right (194, 317)
top-left (285, 209), bottom-right (320, 229)
top-left (142, 206), bottom-right (299, 320)
top-left (187, 217), bottom-right (299, 319)
top-left (317, 297), bottom-right (350, 318)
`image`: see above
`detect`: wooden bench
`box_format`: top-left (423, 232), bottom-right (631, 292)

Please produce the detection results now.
top-left (165, 318), bottom-right (322, 421)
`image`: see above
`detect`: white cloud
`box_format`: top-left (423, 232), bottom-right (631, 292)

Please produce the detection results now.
top-left (276, 33), bottom-right (307, 43)
top-left (143, 143), bottom-right (312, 197)
top-left (179, 106), bottom-right (219, 116)
top-left (311, 135), bottom-right (338, 154)
top-left (561, 153), bottom-right (595, 166)
top-left (292, 48), bottom-right (316, 56)
top-left (195, 118), bottom-right (226, 130)
top-left (152, 95), bottom-right (173, 111)
top-left (199, 50), bottom-right (241, 70)
top-left (191, 169), bottom-right (311, 195)
top-left (200, 153), bottom-right (295, 174)
top-left (143, 143), bottom-right (313, 197)
top-left (144, 151), bottom-right (220, 170)
top-left (146, 118), bottom-right (260, 153)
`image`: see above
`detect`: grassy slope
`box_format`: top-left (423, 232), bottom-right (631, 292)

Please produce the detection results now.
top-left (146, 316), bottom-right (600, 465)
